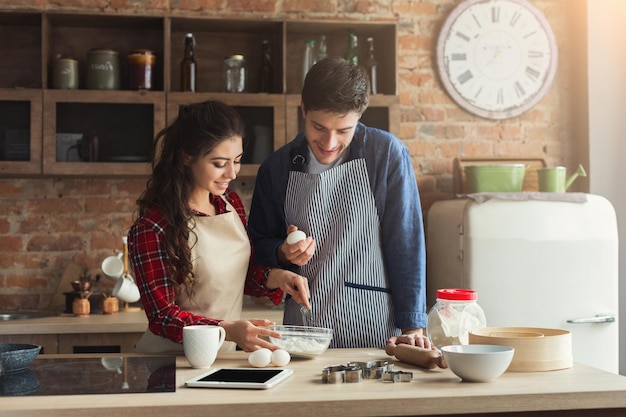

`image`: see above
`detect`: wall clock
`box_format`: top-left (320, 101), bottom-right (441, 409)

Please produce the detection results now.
top-left (436, 0), bottom-right (558, 119)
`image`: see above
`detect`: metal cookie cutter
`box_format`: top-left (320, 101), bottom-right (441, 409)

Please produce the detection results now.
top-left (322, 365), bottom-right (362, 384)
top-left (382, 370), bottom-right (413, 383)
top-left (347, 360), bottom-right (394, 379)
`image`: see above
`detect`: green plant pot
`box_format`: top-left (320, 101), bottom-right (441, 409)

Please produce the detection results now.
top-left (464, 164), bottom-right (526, 193)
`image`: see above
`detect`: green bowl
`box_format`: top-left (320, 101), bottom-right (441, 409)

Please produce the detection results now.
top-left (464, 164), bottom-right (526, 193)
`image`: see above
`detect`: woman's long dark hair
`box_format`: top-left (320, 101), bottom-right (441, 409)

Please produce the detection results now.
top-left (135, 100), bottom-right (245, 298)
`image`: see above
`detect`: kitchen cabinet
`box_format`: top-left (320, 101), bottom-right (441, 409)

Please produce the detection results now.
top-left (0, 9), bottom-right (399, 177)
top-left (0, 310), bottom-right (148, 354)
top-left (0, 333), bottom-right (141, 354)
top-left (0, 334), bottom-right (58, 355)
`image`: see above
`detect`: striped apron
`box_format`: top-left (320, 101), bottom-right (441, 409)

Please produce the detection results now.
top-left (283, 158), bottom-right (399, 348)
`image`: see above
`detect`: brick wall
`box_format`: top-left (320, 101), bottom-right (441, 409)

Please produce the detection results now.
top-left (0, 0), bottom-right (579, 309)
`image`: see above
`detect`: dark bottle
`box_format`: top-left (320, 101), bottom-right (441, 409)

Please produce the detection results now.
top-left (181, 33), bottom-right (197, 92)
top-left (345, 29), bottom-right (359, 64)
top-left (258, 40), bottom-right (274, 93)
top-left (365, 37), bottom-right (377, 94)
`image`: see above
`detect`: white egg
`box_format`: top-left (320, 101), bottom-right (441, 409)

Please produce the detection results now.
top-left (271, 349), bottom-right (291, 367)
top-left (286, 230), bottom-right (307, 245)
top-left (248, 348), bottom-right (272, 368)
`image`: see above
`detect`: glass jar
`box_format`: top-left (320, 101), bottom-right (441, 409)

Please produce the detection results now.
top-left (128, 49), bottom-right (156, 90)
top-left (223, 54), bottom-right (246, 93)
top-left (426, 288), bottom-right (487, 349)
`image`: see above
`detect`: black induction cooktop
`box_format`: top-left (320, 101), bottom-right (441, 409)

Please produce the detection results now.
top-left (0, 355), bottom-right (176, 396)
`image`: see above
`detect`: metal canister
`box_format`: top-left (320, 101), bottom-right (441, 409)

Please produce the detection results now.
top-left (222, 54), bottom-right (246, 93)
top-left (86, 48), bottom-right (121, 90)
top-left (52, 57), bottom-right (79, 89)
top-left (128, 49), bottom-right (156, 90)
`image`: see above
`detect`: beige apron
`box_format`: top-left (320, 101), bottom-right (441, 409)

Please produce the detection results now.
top-left (135, 198), bottom-right (250, 353)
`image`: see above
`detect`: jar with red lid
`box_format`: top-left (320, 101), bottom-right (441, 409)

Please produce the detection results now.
top-left (128, 49), bottom-right (156, 90)
top-left (426, 288), bottom-right (487, 349)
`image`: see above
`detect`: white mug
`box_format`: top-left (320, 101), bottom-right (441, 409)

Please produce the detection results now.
top-left (183, 325), bottom-right (226, 369)
top-left (101, 253), bottom-right (124, 280)
top-left (112, 274), bottom-right (140, 303)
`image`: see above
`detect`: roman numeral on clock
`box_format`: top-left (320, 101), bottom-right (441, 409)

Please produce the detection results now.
top-left (514, 81), bottom-right (526, 97)
top-left (492, 6), bottom-right (500, 23)
top-left (455, 31), bottom-right (470, 42)
top-left (457, 70), bottom-right (473, 84)
top-left (510, 11), bottom-right (521, 26)
top-left (526, 66), bottom-right (540, 81)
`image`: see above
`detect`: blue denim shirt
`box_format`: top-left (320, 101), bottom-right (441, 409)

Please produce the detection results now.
top-left (248, 123), bottom-right (427, 329)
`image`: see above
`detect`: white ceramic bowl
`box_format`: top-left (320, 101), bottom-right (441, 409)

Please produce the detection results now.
top-left (441, 344), bottom-right (514, 382)
top-left (268, 325), bottom-right (333, 358)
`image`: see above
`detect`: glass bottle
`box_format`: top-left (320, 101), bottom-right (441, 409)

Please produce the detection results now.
top-left (258, 40), bottom-right (274, 93)
top-left (365, 37), bottom-right (377, 95)
top-left (302, 39), bottom-right (317, 85)
top-left (181, 33), bottom-right (197, 92)
top-left (223, 55), bottom-right (246, 93)
top-left (345, 29), bottom-right (359, 64)
top-left (317, 35), bottom-right (327, 61)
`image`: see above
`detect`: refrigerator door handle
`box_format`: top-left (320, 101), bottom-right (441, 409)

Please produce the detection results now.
top-left (566, 314), bottom-right (616, 324)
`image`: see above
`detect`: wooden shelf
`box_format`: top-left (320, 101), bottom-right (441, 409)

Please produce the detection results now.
top-left (42, 89), bottom-right (166, 176)
top-left (0, 10), bottom-right (398, 178)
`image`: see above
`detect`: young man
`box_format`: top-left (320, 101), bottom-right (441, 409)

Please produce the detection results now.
top-left (248, 57), bottom-right (428, 349)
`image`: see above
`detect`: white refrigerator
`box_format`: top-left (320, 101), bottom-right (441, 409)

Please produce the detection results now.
top-left (426, 194), bottom-right (619, 373)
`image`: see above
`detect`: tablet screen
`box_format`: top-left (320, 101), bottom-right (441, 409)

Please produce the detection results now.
top-left (200, 368), bottom-right (283, 383)
top-left (185, 368), bottom-right (293, 389)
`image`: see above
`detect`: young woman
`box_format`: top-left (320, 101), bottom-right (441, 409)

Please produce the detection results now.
top-left (128, 100), bottom-right (310, 353)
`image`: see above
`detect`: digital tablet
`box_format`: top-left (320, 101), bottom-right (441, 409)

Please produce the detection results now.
top-left (185, 368), bottom-right (294, 389)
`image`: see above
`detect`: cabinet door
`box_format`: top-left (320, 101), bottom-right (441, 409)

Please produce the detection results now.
top-left (58, 333), bottom-right (143, 354)
top-left (0, 334), bottom-right (58, 354)
top-left (42, 89), bottom-right (166, 176)
top-left (0, 89), bottom-right (43, 175)
top-left (167, 92), bottom-right (286, 176)
top-left (169, 17), bottom-right (283, 94)
top-left (0, 13), bottom-right (43, 175)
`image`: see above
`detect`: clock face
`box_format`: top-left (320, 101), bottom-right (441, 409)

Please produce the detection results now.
top-left (436, 0), bottom-right (558, 119)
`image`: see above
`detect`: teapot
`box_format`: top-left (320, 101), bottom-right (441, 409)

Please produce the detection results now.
top-left (538, 164), bottom-right (587, 192)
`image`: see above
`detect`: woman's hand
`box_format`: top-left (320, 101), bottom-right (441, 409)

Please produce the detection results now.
top-left (278, 225), bottom-right (316, 266)
top-left (387, 329), bottom-right (432, 349)
top-left (265, 268), bottom-right (311, 310)
top-left (218, 319), bottom-right (282, 352)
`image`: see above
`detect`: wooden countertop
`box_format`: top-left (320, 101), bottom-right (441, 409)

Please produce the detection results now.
top-left (2, 348), bottom-right (626, 417)
top-left (0, 306), bottom-right (284, 335)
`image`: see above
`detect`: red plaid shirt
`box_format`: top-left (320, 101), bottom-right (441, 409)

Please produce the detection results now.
top-left (128, 189), bottom-right (283, 344)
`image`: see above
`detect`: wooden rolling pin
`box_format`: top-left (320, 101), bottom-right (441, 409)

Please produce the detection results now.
top-left (385, 343), bottom-right (448, 369)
